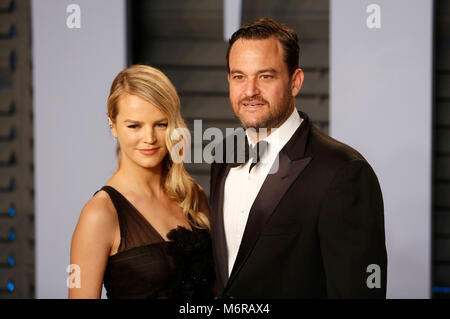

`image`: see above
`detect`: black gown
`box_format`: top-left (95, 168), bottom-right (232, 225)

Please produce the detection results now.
top-left (96, 186), bottom-right (215, 299)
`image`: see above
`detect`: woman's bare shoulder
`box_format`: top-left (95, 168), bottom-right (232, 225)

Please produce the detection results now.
top-left (70, 190), bottom-right (117, 298)
top-left (77, 190), bottom-right (117, 231)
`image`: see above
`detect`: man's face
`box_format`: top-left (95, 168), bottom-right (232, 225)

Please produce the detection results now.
top-left (228, 37), bottom-right (303, 130)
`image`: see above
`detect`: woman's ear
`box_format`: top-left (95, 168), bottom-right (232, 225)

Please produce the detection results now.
top-left (108, 117), bottom-right (117, 139)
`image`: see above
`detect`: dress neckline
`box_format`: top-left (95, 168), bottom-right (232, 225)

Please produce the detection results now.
top-left (102, 185), bottom-right (193, 243)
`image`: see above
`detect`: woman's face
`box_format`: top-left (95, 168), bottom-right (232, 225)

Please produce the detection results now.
top-left (110, 93), bottom-right (169, 170)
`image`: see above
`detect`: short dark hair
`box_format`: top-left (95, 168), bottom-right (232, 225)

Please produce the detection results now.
top-left (226, 18), bottom-right (300, 76)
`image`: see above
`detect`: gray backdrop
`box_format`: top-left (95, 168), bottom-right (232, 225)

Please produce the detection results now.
top-left (330, 0), bottom-right (433, 298)
top-left (32, 0), bottom-right (126, 298)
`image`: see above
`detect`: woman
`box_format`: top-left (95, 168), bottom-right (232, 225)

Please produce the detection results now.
top-left (69, 65), bottom-right (215, 299)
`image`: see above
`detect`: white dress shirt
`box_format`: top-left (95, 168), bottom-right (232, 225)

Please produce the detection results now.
top-left (223, 108), bottom-right (303, 276)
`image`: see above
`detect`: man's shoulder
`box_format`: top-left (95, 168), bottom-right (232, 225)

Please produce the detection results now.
top-left (308, 125), bottom-right (367, 166)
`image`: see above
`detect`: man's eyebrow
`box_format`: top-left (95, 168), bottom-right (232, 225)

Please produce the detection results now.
top-left (258, 68), bottom-right (277, 74)
top-left (230, 68), bottom-right (278, 75)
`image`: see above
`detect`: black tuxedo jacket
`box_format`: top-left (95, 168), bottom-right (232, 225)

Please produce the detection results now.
top-left (209, 111), bottom-right (387, 298)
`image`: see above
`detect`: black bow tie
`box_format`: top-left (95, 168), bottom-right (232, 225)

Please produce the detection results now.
top-left (227, 133), bottom-right (269, 172)
top-left (248, 140), bottom-right (268, 172)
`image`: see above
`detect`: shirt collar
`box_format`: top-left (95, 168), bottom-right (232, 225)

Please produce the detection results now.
top-left (246, 108), bottom-right (303, 153)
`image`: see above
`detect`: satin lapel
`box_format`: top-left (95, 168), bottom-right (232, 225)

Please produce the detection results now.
top-left (226, 150), bottom-right (312, 287)
top-left (211, 163), bottom-right (232, 289)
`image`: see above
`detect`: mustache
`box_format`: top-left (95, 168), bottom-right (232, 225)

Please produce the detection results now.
top-left (239, 97), bottom-right (269, 105)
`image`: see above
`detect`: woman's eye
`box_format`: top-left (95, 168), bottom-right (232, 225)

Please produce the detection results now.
top-left (157, 123), bottom-right (168, 128)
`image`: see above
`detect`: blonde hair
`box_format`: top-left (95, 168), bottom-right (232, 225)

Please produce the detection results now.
top-left (107, 65), bottom-right (209, 230)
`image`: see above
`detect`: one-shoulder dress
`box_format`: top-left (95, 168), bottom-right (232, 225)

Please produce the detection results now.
top-left (96, 186), bottom-right (215, 299)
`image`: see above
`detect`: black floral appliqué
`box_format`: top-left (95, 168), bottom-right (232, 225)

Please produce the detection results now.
top-left (166, 226), bottom-right (216, 299)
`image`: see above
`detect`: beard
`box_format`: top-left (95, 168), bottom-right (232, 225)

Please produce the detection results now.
top-left (233, 88), bottom-right (294, 130)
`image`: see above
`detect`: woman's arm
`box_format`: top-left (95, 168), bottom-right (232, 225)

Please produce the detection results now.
top-left (69, 196), bottom-right (116, 298)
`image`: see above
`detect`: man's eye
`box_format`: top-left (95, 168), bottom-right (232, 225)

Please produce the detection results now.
top-left (233, 75), bottom-right (244, 80)
top-left (261, 74), bottom-right (273, 79)
top-left (127, 124), bottom-right (139, 129)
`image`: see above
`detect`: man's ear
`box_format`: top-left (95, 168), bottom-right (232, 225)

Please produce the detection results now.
top-left (227, 72), bottom-right (230, 83)
top-left (291, 68), bottom-right (304, 97)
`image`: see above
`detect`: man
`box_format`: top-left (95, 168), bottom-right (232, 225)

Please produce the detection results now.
top-left (209, 18), bottom-right (387, 298)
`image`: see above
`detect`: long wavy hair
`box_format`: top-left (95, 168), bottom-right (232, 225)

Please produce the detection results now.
top-left (106, 65), bottom-right (209, 230)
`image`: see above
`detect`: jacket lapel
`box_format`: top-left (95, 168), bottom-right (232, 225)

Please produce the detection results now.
top-left (210, 163), bottom-right (231, 290)
top-left (211, 129), bottom-right (248, 290)
top-left (226, 153), bottom-right (312, 287)
top-left (225, 110), bottom-right (313, 290)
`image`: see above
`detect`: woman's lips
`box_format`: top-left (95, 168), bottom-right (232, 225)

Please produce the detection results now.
top-left (138, 148), bottom-right (159, 155)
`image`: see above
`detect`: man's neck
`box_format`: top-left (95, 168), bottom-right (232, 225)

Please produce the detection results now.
top-left (247, 106), bottom-right (296, 143)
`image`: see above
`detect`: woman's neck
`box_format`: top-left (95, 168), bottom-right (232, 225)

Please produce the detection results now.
top-left (111, 158), bottom-right (165, 198)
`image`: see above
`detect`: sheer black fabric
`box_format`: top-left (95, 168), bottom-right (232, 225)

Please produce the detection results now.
top-left (96, 186), bottom-right (215, 299)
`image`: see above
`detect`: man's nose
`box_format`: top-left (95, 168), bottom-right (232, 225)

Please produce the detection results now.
top-left (245, 77), bottom-right (260, 97)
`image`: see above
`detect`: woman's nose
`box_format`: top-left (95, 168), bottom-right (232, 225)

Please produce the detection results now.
top-left (144, 127), bottom-right (156, 144)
